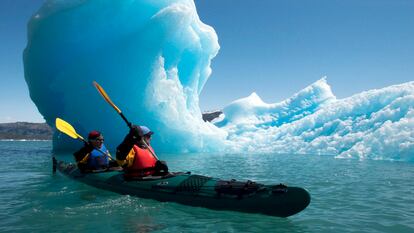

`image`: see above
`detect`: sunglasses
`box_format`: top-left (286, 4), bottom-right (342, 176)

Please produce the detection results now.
top-left (93, 138), bottom-right (104, 142)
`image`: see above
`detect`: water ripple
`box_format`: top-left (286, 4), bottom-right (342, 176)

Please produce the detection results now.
top-left (0, 141), bottom-right (413, 233)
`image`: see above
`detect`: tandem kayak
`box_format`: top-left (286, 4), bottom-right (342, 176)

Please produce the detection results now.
top-left (54, 158), bottom-right (310, 217)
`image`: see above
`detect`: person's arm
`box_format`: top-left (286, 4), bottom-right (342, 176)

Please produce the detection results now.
top-left (116, 135), bottom-right (134, 161)
top-left (73, 143), bottom-right (94, 172)
top-left (73, 143), bottom-right (94, 163)
top-left (116, 125), bottom-right (143, 160)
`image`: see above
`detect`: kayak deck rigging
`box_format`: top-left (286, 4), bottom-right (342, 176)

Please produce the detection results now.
top-left (54, 158), bottom-right (311, 217)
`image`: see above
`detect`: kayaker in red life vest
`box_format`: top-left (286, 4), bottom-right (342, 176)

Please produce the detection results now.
top-left (116, 125), bottom-right (169, 178)
top-left (73, 131), bottom-right (116, 172)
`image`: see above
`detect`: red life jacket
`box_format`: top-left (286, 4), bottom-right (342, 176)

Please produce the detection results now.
top-left (125, 145), bottom-right (157, 178)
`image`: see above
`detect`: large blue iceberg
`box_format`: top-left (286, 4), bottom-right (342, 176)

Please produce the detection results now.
top-left (24, 0), bottom-right (226, 152)
top-left (24, 0), bottom-right (414, 162)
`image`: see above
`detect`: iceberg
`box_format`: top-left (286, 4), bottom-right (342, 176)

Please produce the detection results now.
top-left (24, 0), bottom-right (414, 161)
top-left (217, 79), bottom-right (414, 162)
top-left (24, 0), bottom-right (226, 152)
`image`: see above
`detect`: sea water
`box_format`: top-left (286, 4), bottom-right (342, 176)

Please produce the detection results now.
top-left (0, 141), bottom-right (413, 233)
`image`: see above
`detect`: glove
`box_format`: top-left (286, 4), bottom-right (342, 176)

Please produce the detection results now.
top-left (117, 126), bottom-right (142, 160)
top-left (84, 142), bottom-right (95, 153)
top-left (129, 125), bottom-right (143, 138)
top-left (74, 142), bottom-right (94, 162)
top-left (125, 125), bottom-right (143, 143)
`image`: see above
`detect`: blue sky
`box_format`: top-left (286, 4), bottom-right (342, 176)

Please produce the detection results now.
top-left (1, 0), bottom-right (413, 123)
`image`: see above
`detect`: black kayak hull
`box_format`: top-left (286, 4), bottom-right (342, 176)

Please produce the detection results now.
top-left (56, 160), bottom-right (310, 217)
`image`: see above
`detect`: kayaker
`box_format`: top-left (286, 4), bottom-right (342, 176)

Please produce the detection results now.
top-left (116, 125), bottom-right (169, 178)
top-left (73, 130), bottom-right (115, 172)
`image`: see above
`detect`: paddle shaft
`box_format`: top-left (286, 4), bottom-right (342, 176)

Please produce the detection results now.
top-left (55, 118), bottom-right (115, 161)
top-left (78, 137), bottom-right (116, 162)
top-left (93, 81), bottom-right (159, 161)
top-left (100, 106), bottom-right (158, 160)
top-left (120, 113), bottom-right (132, 128)
top-left (109, 102), bottom-right (158, 160)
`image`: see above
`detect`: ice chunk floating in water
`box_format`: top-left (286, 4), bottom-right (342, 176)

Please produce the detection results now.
top-left (217, 78), bottom-right (414, 162)
top-left (24, 0), bottom-right (414, 161)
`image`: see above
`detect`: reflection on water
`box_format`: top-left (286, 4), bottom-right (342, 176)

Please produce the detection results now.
top-left (0, 141), bottom-right (413, 233)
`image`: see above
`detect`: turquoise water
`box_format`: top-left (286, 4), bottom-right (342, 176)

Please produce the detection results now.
top-left (0, 141), bottom-right (413, 233)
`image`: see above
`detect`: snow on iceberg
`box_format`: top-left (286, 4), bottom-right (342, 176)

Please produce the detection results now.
top-left (23, 0), bottom-right (414, 162)
top-left (217, 78), bottom-right (336, 128)
top-left (219, 80), bottom-right (414, 162)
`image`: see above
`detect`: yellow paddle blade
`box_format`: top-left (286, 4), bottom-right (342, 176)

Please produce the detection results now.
top-left (55, 118), bottom-right (84, 141)
top-left (93, 81), bottom-right (122, 114)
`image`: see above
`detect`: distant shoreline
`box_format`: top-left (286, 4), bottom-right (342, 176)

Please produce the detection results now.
top-left (0, 111), bottom-right (222, 140)
top-left (0, 139), bottom-right (52, 142)
top-left (0, 122), bottom-right (53, 140)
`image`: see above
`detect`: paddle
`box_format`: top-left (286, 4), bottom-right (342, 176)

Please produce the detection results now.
top-left (55, 117), bottom-right (115, 161)
top-left (92, 81), bottom-right (159, 160)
